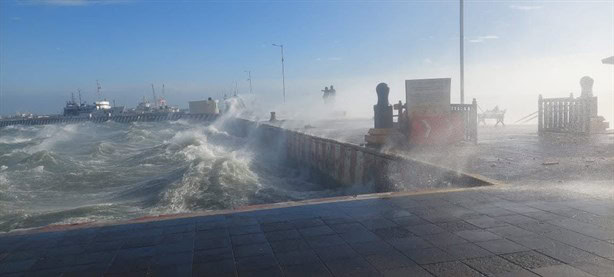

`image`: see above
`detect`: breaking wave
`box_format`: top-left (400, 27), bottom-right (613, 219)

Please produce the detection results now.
top-left (0, 119), bottom-right (349, 232)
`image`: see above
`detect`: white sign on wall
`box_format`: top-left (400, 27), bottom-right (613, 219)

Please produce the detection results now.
top-left (405, 78), bottom-right (451, 116)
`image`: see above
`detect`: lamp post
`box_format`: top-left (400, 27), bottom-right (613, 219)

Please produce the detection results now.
top-left (460, 0), bottom-right (465, 104)
top-left (245, 70), bottom-right (253, 94)
top-left (272, 43), bottom-right (286, 103)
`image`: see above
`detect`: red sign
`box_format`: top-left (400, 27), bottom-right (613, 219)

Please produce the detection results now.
top-left (410, 113), bottom-right (465, 145)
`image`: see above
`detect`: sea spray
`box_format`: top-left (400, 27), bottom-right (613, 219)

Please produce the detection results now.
top-left (0, 120), bottom-right (348, 232)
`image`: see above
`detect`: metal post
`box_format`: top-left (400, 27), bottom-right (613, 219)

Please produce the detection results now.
top-left (538, 94), bottom-right (543, 134)
top-left (272, 44), bottom-right (286, 103)
top-left (460, 0), bottom-right (465, 104)
top-left (245, 70), bottom-right (253, 94)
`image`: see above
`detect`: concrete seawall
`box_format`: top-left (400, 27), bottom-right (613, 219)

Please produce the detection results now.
top-left (228, 118), bottom-right (492, 192)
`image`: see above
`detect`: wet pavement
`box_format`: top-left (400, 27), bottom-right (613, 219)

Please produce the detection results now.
top-left (1, 120), bottom-right (613, 276)
top-left (1, 187), bottom-right (612, 276)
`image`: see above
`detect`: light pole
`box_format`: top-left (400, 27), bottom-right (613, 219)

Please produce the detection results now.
top-left (460, 0), bottom-right (465, 104)
top-left (272, 43), bottom-right (286, 103)
top-left (245, 70), bottom-right (253, 94)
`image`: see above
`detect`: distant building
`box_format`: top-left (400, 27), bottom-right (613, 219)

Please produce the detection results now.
top-left (189, 98), bottom-right (219, 115)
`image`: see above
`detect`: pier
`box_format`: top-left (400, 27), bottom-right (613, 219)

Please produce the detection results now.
top-left (0, 113), bottom-right (219, 128)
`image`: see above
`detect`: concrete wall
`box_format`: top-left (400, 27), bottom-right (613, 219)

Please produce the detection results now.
top-left (229, 119), bottom-right (490, 192)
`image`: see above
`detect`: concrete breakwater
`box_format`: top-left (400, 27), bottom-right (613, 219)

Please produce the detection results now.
top-left (0, 112), bottom-right (218, 128)
top-left (229, 118), bottom-right (492, 192)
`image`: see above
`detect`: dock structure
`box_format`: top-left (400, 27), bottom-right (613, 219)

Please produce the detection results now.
top-left (0, 113), bottom-right (219, 128)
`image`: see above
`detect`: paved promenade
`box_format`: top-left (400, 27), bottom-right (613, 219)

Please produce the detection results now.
top-left (1, 185), bottom-right (612, 276)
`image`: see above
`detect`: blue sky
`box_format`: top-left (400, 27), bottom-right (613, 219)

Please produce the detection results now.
top-left (1, 0), bottom-right (613, 122)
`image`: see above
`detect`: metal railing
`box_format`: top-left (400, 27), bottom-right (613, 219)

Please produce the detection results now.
top-left (451, 98), bottom-right (478, 143)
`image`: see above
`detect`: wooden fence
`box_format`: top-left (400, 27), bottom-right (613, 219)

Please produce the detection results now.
top-left (538, 95), bottom-right (595, 134)
top-left (451, 98), bottom-right (478, 144)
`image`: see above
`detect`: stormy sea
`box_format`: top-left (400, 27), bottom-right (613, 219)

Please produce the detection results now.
top-left (0, 119), bottom-right (362, 232)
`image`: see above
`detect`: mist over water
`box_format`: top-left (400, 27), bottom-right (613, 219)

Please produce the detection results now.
top-left (0, 119), bottom-right (361, 232)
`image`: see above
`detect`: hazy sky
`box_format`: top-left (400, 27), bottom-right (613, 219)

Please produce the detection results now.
top-left (1, 0), bottom-right (613, 122)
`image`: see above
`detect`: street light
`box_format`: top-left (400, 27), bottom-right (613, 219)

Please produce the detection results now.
top-left (272, 43), bottom-right (286, 103)
top-left (460, 0), bottom-right (465, 104)
top-left (244, 70), bottom-right (253, 94)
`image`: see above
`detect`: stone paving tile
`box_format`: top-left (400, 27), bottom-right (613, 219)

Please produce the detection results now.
top-left (151, 251), bottom-right (193, 267)
top-left (261, 221), bottom-right (294, 232)
top-left (422, 232), bottom-right (469, 247)
top-left (195, 228), bottom-right (228, 240)
top-left (359, 218), bottom-right (397, 230)
top-left (290, 218), bottom-right (326, 228)
top-left (314, 244), bottom-right (359, 261)
top-left (281, 261), bottom-right (332, 277)
top-left (231, 233), bottom-right (267, 246)
top-left (324, 256), bottom-right (380, 277)
top-left (275, 249), bottom-right (320, 266)
top-left (455, 230), bottom-right (501, 242)
top-left (504, 234), bottom-right (558, 250)
top-left (423, 261), bottom-right (484, 277)
top-left (228, 224), bottom-right (262, 236)
top-left (298, 225), bottom-right (335, 237)
top-left (495, 214), bottom-right (540, 225)
top-left (436, 221), bottom-right (481, 232)
top-left (30, 251), bottom-right (114, 271)
top-left (235, 254), bottom-right (278, 273)
top-left (475, 239), bottom-right (529, 254)
top-left (339, 230), bottom-right (381, 244)
top-left (192, 258), bottom-right (236, 276)
top-left (388, 214), bottom-right (429, 225)
top-left (155, 240), bottom-right (194, 255)
top-left (265, 229), bottom-right (302, 242)
top-left (549, 218), bottom-right (614, 242)
top-left (105, 256), bottom-right (152, 274)
top-left (500, 250), bottom-right (561, 270)
top-left (330, 222), bottom-right (367, 234)
top-left (233, 242), bottom-right (273, 258)
top-left (532, 264), bottom-right (595, 277)
top-left (387, 237), bottom-right (433, 251)
top-left (372, 226), bottom-right (413, 240)
top-left (536, 241), bottom-right (603, 264)
top-left (269, 239), bottom-right (311, 253)
top-left (194, 236), bottom-right (231, 250)
top-left (465, 216), bottom-right (509, 229)
top-left (463, 255), bottom-right (525, 276)
top-left (485, 225), bottom-right (535, 239)
top-left (571, 256), bottom-right (614, 277)
top-left (440, 243), bottom-right (494, 260)
top-left (240, 266), bottom-right (284, 277)
top-left (305, 234), bottom-right (347, 249)
top-left (363, 250), bottom-right (417, 270)
top-left (405, 224), bottom-right (447, 236)
top-left (380, 265), bottom-right (433, 277)
top-left (193, 247), bottom-right (233, 264)
top-left (350, 240), bottom-right (396, 256)
top-left (322, 216), bottom-right (357, 226)
top-left (0, 258), bottom-right (38, 275)
top-left (401, 247), bottom-right (456, 265)
top-left (148, 263), bottom-right (192, 277)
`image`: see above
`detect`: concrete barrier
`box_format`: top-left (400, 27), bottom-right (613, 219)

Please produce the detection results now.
top-left (226, 119), bottom-right (491, 192)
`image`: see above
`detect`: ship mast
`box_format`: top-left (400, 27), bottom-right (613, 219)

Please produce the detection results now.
top-left (78, 89), bottom-right (82, 105)
top-left (96, 80), bottom-right (102, 100)
top-left (151, 84), bottom-right (158, 108)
